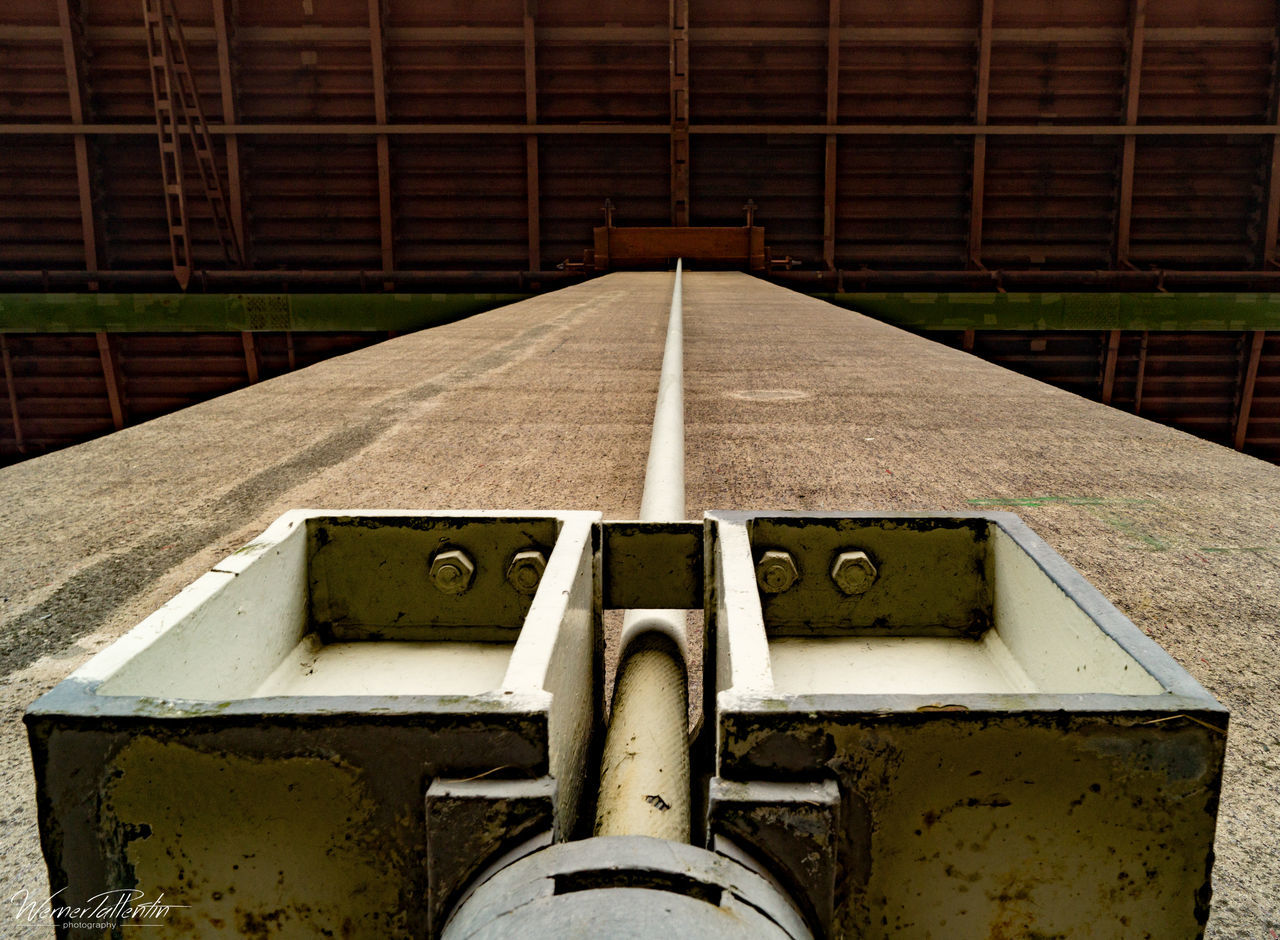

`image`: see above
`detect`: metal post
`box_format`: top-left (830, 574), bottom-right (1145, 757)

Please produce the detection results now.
top-left (595, 260), bottom-right (690, 842)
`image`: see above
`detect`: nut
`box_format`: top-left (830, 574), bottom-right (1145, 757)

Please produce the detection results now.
top-left (430, 549), bottom-right (475, 594)
top-left (507, 550), bottom-right (547, 595)
top-left (831, 550), bottom-right (877, 595)
top-left (756, 550), bottom-right (799, 594)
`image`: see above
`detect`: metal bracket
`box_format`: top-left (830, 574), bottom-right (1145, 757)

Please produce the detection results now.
top-left (708, 778), bottom-right (842, 937)
top-left (600, 520), bottom-right (702, 610)
top-left (426, 777), bottom-right (557, 936)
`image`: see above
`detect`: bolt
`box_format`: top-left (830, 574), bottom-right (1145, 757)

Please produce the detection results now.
top-left (430, 549), bottom-right (475, 595)
top-left (756, 550), bottom-right (799, 594)
top-left (831, 550), bottom-right (877, 595)
top-left (507, 550), bottom-right (547, 595)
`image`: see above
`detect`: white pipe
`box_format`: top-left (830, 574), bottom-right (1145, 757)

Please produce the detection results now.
top-left (596, 262), bottom-right (692, 840)
top-left (618, 259), bottom-right (688, 661)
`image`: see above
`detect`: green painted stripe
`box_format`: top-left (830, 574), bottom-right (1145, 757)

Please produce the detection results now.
top-left (818, 292), bottom-right (1280, 331)
top-left (0, 293), bottom-right (528, 333)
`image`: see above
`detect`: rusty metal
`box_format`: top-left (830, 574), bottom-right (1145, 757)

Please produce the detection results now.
top-left (523, 0), bottom-right (541, 272)
top-left (670, 0), bottom-right (690, 226)
top-left (55, 0), bottom-right (98, 276)
top-left (143, 0), bottom-right (243, 289)
top-left (592, 227), bottom-right (765, 271)
top-left (1101, 328), bottom-right (1121, 404)
top-left (1, 335), bottom-right (23, 454)
top-left (95, 331), bottom-right (126, 430)
top-left (1115, 0), bottom-right (1147, 266)
top-left (822, 0), bottom-right (840, 271)
top-left (967, 0), bottom-right (994, 268)
top-left (1234, 330), bottom-right (1266, 450)
top-left (368, 0), bottom-right (394, 277)
top-left (210, 0), bottom-right (245, 257)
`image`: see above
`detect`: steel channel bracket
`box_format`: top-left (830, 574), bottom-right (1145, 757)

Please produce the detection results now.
top-left (26, 510), bottom-right (1226, 938)
top-left (705, 510), bottom-right (1227, 939)
top-left (26, 510), bottom-right (598, 938)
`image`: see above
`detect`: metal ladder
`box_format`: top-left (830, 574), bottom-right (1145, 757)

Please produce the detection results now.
top-left (143, 0), bottom-right (242, 289)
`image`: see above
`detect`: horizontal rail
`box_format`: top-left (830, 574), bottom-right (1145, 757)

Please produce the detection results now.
top-left (4, 122), bottom-right (1280, 137)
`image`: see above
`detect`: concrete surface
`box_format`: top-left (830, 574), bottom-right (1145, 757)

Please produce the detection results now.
top-left (1, 272), bottom-right (1277, 936)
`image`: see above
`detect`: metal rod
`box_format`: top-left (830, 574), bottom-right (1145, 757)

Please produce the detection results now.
top-left (595, 260), bottom-right (690, 842)
top-left (637, 259), bottom-right (685, 524)
top-left (0, 269), bottom-right (584, 291)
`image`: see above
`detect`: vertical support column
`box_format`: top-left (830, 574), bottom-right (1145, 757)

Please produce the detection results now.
top-left (967, 0), bottom-right (994, 268)
top-left (368, 0), bottom-right (394, 278)
top-left (670, 0), bottom-right (690, 226)
top-left (241, 331), bottom-right (260, 384)
top-left (1101, 329), bottom-right (1122, 405)
top-left (1134, 330), bottom-right (1149, 414)
top-left (1262, 26), bottom-right (1280, 267)
top-left (524, 0), bottom-right (541, 272)
top-left (1234, 330), bottom-right (1266, 450)
top-left (212, 0), bottom-right (247, 260)
top-left (822, 0), bottom-right (840, 270)
top-left (57, 0), bottom-right (99, 279)
top-left (962, 328), bottom-right (976, 352)
top-left (1, 336), bottom-right (25, 454)
top-left (1115, 0), bottom-right (1146, 267)
top-left (95, 331), bottom-right (127, 431)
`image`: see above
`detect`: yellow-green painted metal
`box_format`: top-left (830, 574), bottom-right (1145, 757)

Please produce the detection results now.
top-left (821, 291), bottom-right (1280, 331)
top-left (0, 292), bottom-right (526, 333)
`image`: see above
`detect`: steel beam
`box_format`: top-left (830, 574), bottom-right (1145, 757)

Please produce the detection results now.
top-left (13, 266), bottom-right (1280, 296)
top-left (0, 269), bottom-right (574, 293)
top-left (241, 330), bottom-right (259, 384)
top-left (1115, 0), bottom-right (1147, 267)
top-left (670, 0), bottom-right (690, 226)
top-left (1101, 329), bottom-right (1122, 404)
top-left (368, 0), bottom-right (394, 277)
top-left (1134, 330), bottom-right (1149, 414)
top-left (2, 23), bottom-right (1272, 44)
top-left (822, 0), bottom-right (840, 270)
top-left (1234, 330), bottom-right (1266, 449)
top-left (95, 331), bottom-right (126, 430)
top-left (967, 0), bottom-right (994, 268)
top-left (819, 289), bottom-right (1280, 331)
top-left (0, 292), bottom-right (526, 333)
top-left (56, 0), bottom-right (99, 276)
top-left (524, 0), bottom-right (541, 272)
top-left (1, 335), bottom-right (24, 453)
top-left (1263, 22), bottom-right (1280, 268)
top-left (211, 0), bottom-right (246, 259)
top-left (13, 122), bottom-right (1280, 138)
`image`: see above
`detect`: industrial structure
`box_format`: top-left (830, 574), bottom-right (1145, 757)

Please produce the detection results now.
top-left (2, 0), bottom-right (1280, 937)
top-left (1, 0), bottom-right (1279, 463)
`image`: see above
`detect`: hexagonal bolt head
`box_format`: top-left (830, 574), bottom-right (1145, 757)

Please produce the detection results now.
top-left (506, 550), bottom-right (547, 595)
top-left (831, 550), bottom-right (877, 595)
top-left (756, 550), bottom-right (799, 594)
top-left (430, 549), bottom-right (475, 595)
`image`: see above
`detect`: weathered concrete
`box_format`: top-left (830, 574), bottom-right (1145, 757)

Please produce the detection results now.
top-left (2, 271), bottom-right (1278, 936)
